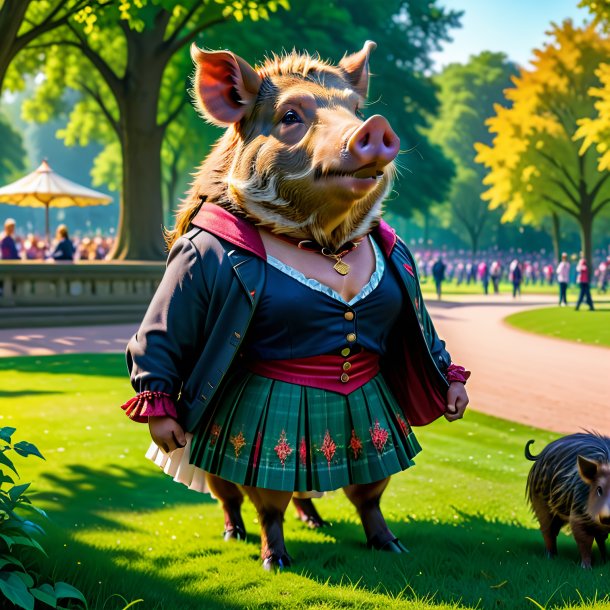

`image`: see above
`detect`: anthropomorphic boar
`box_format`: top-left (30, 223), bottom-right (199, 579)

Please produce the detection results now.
top-left (526, 433), bottom-right (610, 568)
top-left (120, 41), bottom-right (470, 569)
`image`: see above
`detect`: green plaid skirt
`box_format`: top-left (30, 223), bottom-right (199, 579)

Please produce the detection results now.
top-left (189, 369), bottom-right (422, 492)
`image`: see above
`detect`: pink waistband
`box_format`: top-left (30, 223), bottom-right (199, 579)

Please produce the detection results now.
top-left (246, 351), bottom-right (380, 395)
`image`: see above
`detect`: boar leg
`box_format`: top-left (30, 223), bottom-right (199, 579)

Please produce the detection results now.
top-left (531, 495), bottom-right (563, 558)
top-left (594, 532), bottom-right (607, 563)
top-left (292, 497), bottom-right (329, 528)
top-left (344, 478), bottom-right (407, 553)
top-left (206, 474), bottom-right (247, 541)
top-left (243, 486), bottom-right (293, 570)
top-left (570, 517), bottom-right (595, 568)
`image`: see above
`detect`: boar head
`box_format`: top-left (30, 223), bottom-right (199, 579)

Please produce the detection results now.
top-left (178, 41), bottom-right (399, 251)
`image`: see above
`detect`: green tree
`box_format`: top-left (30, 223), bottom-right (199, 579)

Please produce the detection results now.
top-left (156, 0), bottom-right (460, 228)
top-left (22, 0), bottom-right (286, 260)
top-left (475, 21), bottom-right (610, 267)
top-left (429, 52), bottom-right (517, 254)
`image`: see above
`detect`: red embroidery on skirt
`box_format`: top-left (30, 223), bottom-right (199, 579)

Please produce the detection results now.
top-left (349, 430), bottom-right (363, 459)
top-left (274, 430), bottom-right (293, 467)
top-left (395, 412), bottom-right (410, 436)
top-left (370, 420), bottom-right (389, 453)
top-left (299, 436), bottom-right (307, 466)
top-left (230, 431), bottom-right (246, 458)
top-left (253, 431), bottom-right (262, 469)
top-left (320, 430), bottom-right (337, 464)
top-left (209, 423), bottom-right (222, 447)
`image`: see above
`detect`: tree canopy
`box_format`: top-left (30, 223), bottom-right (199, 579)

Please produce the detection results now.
top-left (429, 52), bottom-right (517, 253)
top-left (475, 21), bottom-right (610, 266)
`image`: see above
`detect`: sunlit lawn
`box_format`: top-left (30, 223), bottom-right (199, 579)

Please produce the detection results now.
top-left (1, 354), bottom-right (609, 610)
top-left (419, 279), bottom-right (589, 298)
top-left (505, 302), bottom-right (610, 348)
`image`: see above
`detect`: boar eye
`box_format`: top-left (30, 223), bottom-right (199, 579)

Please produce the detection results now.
top-left (355, 106), bottom-right (365, 120)
top-left (281, 110), bottom-right (302, 125)
top-left (597, 486), bottom-right (604, 497)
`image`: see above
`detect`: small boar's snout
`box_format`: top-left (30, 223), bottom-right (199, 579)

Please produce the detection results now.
top-left (347, 115), bottom-right (400, 167)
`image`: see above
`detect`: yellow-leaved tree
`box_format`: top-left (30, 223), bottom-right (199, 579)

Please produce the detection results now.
top-left (475, 20), bottom-right (610, 266)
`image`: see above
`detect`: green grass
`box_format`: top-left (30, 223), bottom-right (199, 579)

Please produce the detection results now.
top-left (419, 279), bottom-right (561, 297)
top-left (1, 354), bottom-right (609, 610)
top-left (505, 303), bottom-right (610, 348)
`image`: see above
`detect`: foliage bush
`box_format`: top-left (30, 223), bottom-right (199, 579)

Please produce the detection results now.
top-left (0, 426), bottom-right (87, 610)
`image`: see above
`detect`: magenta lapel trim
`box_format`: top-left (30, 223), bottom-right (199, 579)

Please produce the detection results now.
top-left (191, 204), bottom-right (266, 260)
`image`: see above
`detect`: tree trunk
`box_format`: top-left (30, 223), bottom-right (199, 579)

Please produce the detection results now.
top-left (550, 211), bottom-right (561, 261)
top-left (109, 23), bottom-right (168, 261)
top-left (0, 0), bottom-right (30, 92)
top-left (110, 125), bottom-right (165, 260)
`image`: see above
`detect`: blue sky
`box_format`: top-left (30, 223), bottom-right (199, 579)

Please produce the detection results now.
top-left (431, 0), bottom-right (591, 70)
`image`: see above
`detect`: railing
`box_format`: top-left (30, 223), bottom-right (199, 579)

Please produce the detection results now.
top-left (0, 261), bottom-right (165, 327)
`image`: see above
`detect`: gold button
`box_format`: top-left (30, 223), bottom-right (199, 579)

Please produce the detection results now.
top-left (344, 311), bottom-right (354, 321)
top-left (342, 362), bottom-right (351, 371)
top-left (341, 348), bottom-right (351, 357)
top-left (340, 373), bottom-right (350, 383)
top-left (346, 333), bottom-right (356, 343)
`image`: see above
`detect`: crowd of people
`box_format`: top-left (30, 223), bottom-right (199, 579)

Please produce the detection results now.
top-left (414, 246), bottom-right (609, 309)
top-left (1, 217), bottom-right (608, 311)
top-left (0, 218), bottom-right (114, 262)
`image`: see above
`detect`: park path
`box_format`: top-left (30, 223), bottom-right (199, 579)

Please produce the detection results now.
top-left (427, 294), bottom-right (609, 436)
top-left (0, 294), bottom-right (607, 435)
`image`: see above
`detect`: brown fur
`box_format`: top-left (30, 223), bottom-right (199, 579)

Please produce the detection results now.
top-left (166, 49), bottom-right (395, 251)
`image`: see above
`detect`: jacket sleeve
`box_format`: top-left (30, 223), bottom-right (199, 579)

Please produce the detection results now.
top-left (120, 236), bottom-right (210, 422)
top-left (409, 249), bottom-right (471, 385)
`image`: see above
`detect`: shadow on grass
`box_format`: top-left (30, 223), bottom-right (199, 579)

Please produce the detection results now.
top-left (0, 389), bottom-right (64, 398)
top-left (0, 353), bottom-right (126, 377)
top-left (32, 463), bottom-right (610, 610)
top-left (289, 512), bottom-right (609, 610)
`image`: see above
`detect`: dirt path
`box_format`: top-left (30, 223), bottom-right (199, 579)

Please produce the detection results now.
top-left (0, 295), bottom-right (607, 435)
top-left (427, 294), bottom-right (609, 436)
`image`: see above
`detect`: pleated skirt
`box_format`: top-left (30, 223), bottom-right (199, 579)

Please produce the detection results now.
top-left (187, 369), bottom-right (422, 492)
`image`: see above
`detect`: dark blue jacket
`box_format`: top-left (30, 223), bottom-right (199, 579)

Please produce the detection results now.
top-left (127, 205), bottom-right (453, 431)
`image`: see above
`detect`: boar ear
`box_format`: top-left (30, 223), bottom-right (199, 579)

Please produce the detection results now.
top-left (339, 40), bottom-right (376, 98)
top-left (191, 44), bottom-right (262, 126)
top-left (577, 455), bottom-right (599, 484)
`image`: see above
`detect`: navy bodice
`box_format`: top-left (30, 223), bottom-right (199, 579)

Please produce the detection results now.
top-left (243, 238), bottom-right (403, 360)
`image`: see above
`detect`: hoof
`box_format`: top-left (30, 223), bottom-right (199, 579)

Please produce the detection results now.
top-left (367, 534), bottom-right (409, 553)
top-left (293, 498), bottom-right (330, 529)
top-left (301, 515), bottom-right (331, 529)
top-left (223, 525), bottom-right (246, 542)
top-left (262, 553), bottom-right (292, 572)
top-left (545, 550), bottom-right (557, 560)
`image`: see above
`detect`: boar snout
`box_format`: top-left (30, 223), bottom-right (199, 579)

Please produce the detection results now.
top-left (347, 115), bottom-right (400, 168)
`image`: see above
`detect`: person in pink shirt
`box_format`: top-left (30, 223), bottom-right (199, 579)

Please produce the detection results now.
top-left (575, 256), bottom-right (594, 311)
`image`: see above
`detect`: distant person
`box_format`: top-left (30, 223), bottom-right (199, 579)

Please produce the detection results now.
top-left (509, 259), bottom-right (522, 298)
top-left (490, 260), bottom-right (502, 294)
top-left (432, 257), bottom-right (446, 299)
top-left (478, 261), bottom-right (489, 295)
top-left (51, 225), bottom-right (75, 261)
top-left (555, 252), bottom-right (570, 307)
top-left (597, 256), bottom-right (609, 294)
top-left (1, 218), bottom-right (20, 260)
top-left (575, 256), bottom-right (594, 311)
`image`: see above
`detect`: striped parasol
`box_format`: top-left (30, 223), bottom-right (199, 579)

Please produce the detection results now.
top-left (0, 160), bottom-right (112, 242)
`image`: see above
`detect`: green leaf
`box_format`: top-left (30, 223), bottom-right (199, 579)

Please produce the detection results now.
top-left (11, 535), bottom-right (47, 555)
top-left (0, 571), bottom-right (35, 610)
top-left (0, 450), bottom-right (18, 474)
top-left (0, 427), bottom-right (16, 443)
top-left (0, 473), bottom-right (15, 486)
top-left (54, 582), bottom-right (87, 608)
top-left (31, 584), bottom-right (57, 608)
top-left (0, 533), bottom-right (15, 549)
top-left (13, 442), bottom-right (44, 460)
top-left (14, 571), bottom-right (34, 589)
top-left (9, 483), bottom-right (31, 502)
top-left (19, 503), bottom-right (48, 519)
top-left (0, 553), bottom-right (25, 571)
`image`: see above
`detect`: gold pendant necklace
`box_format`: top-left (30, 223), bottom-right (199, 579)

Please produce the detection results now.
top-left (320, 248), bottom-right (352, 276)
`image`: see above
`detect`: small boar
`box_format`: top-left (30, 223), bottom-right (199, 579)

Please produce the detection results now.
top-left (525, 433), bottom-right (610, 568)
